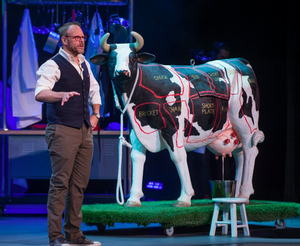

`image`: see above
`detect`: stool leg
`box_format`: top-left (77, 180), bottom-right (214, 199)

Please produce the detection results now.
top-left (209, 202), bottom-right (220, 236)
top-left (230, 203), bottom-right (238, 237)
top-left (239, 203), bottom-right (250, 236)
top-left (222, 203), bottom-right (229, 235)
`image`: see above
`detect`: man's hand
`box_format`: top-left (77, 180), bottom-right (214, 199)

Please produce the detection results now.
top-left (61, 91), bottom-right (80, 106)
top-left (35, 90), bottom-right (81, 104)
top-left (90, 114), bottom-right (99, 130)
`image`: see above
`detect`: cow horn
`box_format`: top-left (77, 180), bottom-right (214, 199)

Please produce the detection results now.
top-left (131, 31), bottom-right (144, 52)
top-left (100, 33), bottom-right (111, 52)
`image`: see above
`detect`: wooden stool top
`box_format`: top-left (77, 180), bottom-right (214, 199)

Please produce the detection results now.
top-left (212, 197), bottom-right (248, 203)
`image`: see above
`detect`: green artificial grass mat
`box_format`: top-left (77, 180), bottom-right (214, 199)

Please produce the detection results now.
top-left (82, 199), bottom-right (300, 229)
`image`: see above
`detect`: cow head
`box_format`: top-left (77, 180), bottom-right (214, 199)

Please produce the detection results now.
top-left (90, 31), bottom-right (156, 92)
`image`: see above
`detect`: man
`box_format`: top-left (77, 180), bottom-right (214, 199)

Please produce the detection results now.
top-left (214, 42), bottom-right (231, 60)
top-left (35, 22), bottom-right (101, 246)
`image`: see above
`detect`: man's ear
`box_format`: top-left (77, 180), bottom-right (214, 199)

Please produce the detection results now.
top-left (61, 36), bottom-right (68, 46)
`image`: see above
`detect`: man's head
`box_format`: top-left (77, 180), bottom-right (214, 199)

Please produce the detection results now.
top-left (58, 22), bottom-right (86, 57)
top-left (214, 42), bottom-right (231, 60)
top-left (216, 48), bottom-right (230, 60)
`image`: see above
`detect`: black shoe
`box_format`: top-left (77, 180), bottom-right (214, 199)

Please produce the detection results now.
top-left (49, 237), bottom-right (69, 246)
top-left (68, 236), bottom-right (101, 245)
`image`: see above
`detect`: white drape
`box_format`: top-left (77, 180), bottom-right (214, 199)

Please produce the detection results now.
top-left (11, 9), bottom-right (42, 129)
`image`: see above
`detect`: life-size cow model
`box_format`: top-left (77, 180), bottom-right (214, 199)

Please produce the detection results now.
top-left (91, 31), bottom-right (265, 207)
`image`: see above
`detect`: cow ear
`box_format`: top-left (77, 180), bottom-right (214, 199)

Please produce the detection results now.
top-left (137, 52), bottom-right (156, 64)
top-left (90, 53), bottom-right (109, 65)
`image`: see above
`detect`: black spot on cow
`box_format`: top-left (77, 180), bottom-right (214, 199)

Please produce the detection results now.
top-left (160, 101), bottom-right (182, 152)
top-left (173, 65), bottom-right (230, 100)
top-left (161, 131), bottom-right (174, 151)
top-left (184, 118), bottom-right (200, 137)
top-left (129, 65), bottom-right (183, 152)
top-left (188, 96), bottom-right (228, 133)
top-left (139, 64), bottom-right (181, 98)
top-left (239, 88), bottom-right (254, 124)
top-left (226, 58), bottom-right (260, 111)
top-left (135, 103), bottom-right (166, 130)
top-left (130, 93), bottom-right (181, 151)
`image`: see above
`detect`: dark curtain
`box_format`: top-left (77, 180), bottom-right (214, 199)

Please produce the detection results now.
top-left (284, 1), bottom-right (300, 202)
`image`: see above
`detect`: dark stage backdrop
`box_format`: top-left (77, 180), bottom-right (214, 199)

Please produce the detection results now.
top-left (1, 0), bottom-right (299, 202)
top-left (133, 0), bottom-right (299, 203)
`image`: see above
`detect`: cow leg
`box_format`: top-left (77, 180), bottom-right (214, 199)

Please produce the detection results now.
top-left (232, 147), bottom-right (243, 197)
top-left (229, 84), bottom-right (264, 201)
top-left (168, 147), bottom-right (195, 207)
top-left (228, 129), bottom-right (254, 202)
top-left (238, 130), bottom-right (264, 200)
top-left (126, 130), bottom-right (146, 207)
top-left (238, 145), bottom-right (257, 200)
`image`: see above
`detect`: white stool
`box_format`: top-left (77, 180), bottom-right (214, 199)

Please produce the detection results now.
top-left (209, 197), bottom-right (250, 237)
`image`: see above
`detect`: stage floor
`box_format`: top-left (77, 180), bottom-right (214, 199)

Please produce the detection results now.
top-left (1, 205), bottom-right (300, 246)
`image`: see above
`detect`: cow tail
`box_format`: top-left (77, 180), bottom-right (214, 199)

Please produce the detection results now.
top-left (252, 130), bottom-right (265, 146)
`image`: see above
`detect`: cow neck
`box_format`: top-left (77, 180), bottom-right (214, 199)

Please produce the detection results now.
top-left (112, 66), bottom-right (139, 115)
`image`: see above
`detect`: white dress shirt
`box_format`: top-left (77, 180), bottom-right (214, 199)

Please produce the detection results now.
top-left (35, 47), bottom-right (101, 106)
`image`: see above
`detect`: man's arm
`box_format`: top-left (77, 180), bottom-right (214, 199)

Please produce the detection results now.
top-left (35, 89), bottom-right (80, 106)
top-left (90, 104), bottom-right (101, 130)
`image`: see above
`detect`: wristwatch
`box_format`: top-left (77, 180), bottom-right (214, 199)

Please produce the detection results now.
top-left (93, 113), bottom-right (100, 119)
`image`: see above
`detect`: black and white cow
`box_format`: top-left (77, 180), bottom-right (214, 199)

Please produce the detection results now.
top-left (91, 31), bottom-right (264, 207)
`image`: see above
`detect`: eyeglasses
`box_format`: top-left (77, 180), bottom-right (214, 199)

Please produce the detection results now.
top-left (64, 36), bottom-right (87, 41)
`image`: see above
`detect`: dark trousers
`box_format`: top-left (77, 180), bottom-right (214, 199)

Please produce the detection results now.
top-left (45, 123), bottom-right (93, 242)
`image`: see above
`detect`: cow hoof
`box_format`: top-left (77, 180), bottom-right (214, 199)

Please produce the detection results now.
top-left (237, 193), bottom-right (250, 204)
top-left (237, 197), bottom-right (250, 205)
top-left (125, 201), bottom-right (141, 207)
top-left (238, 186), bottom-right (254, 203)
top-left (173, 201), bottom-right (191, 207)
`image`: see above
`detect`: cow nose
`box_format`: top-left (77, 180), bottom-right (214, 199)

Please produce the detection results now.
top-left (115, 70), bottom-right (130, 77)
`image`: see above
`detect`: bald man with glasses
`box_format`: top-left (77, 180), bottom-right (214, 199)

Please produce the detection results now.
top-left (35, 22), bottom-right (101, 246)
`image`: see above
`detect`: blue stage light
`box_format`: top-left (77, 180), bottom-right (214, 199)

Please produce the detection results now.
top-left (146, 181), bottom-right (163, 190)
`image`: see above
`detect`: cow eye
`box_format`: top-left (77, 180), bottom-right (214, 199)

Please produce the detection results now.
top-left (130, 57), bottom-right (136, 63)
